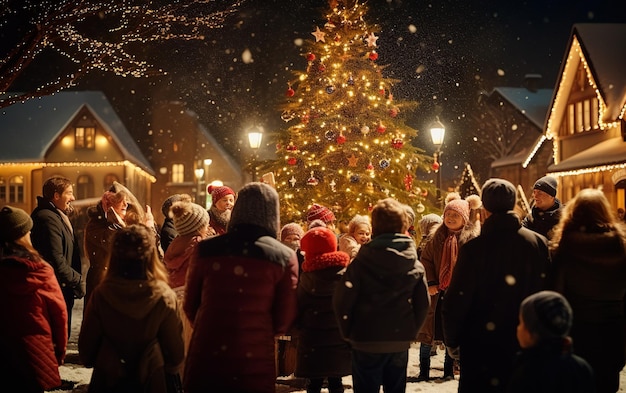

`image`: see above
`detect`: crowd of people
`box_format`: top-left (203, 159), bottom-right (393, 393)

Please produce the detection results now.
top-left (1, 174), bottom-right (625, 393)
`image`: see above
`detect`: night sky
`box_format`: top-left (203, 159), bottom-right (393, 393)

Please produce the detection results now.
top-left (3, 0), bottom-right (624, 183)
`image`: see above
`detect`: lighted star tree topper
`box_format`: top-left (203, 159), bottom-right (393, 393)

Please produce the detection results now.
top-left (260, 0), bottom-right (436, 222)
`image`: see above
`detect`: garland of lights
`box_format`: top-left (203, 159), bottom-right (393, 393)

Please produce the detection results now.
top-left (0, 160), bottom-right (156, 182)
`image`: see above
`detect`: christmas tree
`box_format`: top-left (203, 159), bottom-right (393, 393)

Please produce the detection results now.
top-left (260, 0), bottom-right (435, 222)
top-left (456, 163), bottom-right (482, 198)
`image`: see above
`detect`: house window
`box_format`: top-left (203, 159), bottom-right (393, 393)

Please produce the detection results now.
top-left (172, 164), bottom-right (184, 183)
top-left (75, 127), bottom-right (96, 149)
top-left (0, 177), bottom-right (5, 202)
top-left (76, 175), bottom-right (93, 199)
top-left (104, 174), bottom-right (119, 191)
top-left (9, 175), bottom-right (24, 204)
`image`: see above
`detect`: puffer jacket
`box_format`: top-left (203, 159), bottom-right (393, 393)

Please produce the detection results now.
top-left (183, 224), bottom-right (298, 393)
top-left (0, 251), bottom-right (68, 391)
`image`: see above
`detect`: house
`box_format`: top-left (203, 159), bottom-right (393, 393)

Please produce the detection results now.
top-left (488, 75), bottom-right (554, 201)
top-left (524, 24), bottom-right (626, 210)
top-left (148, 100), bottom-right (246, 218)
top-left (0, 91), bottom-right (155, 214)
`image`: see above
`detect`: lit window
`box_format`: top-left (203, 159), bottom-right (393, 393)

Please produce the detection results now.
top-left (172, 164), bottom-right (184, 183)
top-left (0, 177), bottom-right (5, 201)
top-left (9, 175), bottom-right (24, 204)
top-left (75, 127), bottom-right (96, 149)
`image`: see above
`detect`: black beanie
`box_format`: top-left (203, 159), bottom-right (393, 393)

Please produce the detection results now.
top-left (520, 291), bottom-right (572, 342)
top-left (0, 206), bottom-right (33, 242)
top-left (533, 176), bottom-right (558, 197)
top-left (228, 182), bottom-right (280, 236)
top-left (481, 178), bottom-right (516, 213)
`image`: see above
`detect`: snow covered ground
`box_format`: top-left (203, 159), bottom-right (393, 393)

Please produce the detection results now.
top-left (49, 299), bottom-right (626, 393)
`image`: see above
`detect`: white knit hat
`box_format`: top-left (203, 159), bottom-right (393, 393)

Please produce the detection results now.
top-left (171, 201), bottom-right (210, 236)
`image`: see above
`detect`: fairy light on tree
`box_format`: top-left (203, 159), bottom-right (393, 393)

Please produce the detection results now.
top-left (260, 0), bottom-right (435, 222)
top-left (0, 0), bottom-right (242, 108)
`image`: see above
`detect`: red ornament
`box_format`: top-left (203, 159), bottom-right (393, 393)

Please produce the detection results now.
top-left (367, 163), bottom-right (374, 171)
top-left (286, 87), bottom-right (295, 97)
top-left (404, 174), bottom-right (413, 191)
top-left (306, 53), bottom-right (316, 61)
top-left (286, 142), bottom-right (298, 152)
top-left (318, 63), bottom-right (326, 72)
top-left (287, 157), bottom-right (297, 165)
top-left (432, 161), bottom-right (440, 171)
top-left (369, 51), bottom-right (378, 61)
top-left (334, 34), bottom-right (341, 42)
top-left (301, 113), bottom-right (310, 124)
top-left (376, 123), bottom-right (386, 134)
top-left (337, 134), bottom-right (346, 144)
top-left (379, 88), bottom-right (385, 96)
top-left (391, 138), bottom-right (404, 149)
top-left (389, 107), bottom-right (399, 118)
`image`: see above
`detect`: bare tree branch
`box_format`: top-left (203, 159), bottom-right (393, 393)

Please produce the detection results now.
top-left (0, 0), bottom-right (243, 108)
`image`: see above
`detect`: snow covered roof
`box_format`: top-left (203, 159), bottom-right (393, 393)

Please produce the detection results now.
top-left (489, 87), bottom-right (553, 129)
top-left (0, 91), bottom-right (153, 174)
top-left (548, 137), bottom-right (626, 173)
top-left (574, 24), bottom-right (626, 121)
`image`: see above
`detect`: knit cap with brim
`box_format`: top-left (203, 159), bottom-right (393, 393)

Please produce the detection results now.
top-left (280, 222), bottom-right (305, 241)
top-left (0, 205), bottom-right (33, 242)
top-left (306, 203), bottom-right (336, 224)
top-left (207, 185), bottom-right (236, 204)
top-left (171, 201), bottom-right (210, 236)
top-left (228, 182), bottom-right (280, 236)
top-left (481, 178), bottom-right (517, 213)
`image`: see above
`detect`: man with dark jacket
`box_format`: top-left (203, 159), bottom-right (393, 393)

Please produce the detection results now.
top-left (522, 175), bottom-right (563, 239)
top-left (31, 176), bottom-right (84, 337)
top-left (442, 178), bottom-right (551, 393)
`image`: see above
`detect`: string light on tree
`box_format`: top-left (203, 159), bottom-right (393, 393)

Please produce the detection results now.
top-left (259, 0), bottom-right (435, 221)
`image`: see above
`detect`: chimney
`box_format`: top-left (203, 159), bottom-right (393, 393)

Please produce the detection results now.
top-left (523, 74), bottom-right (542, 92)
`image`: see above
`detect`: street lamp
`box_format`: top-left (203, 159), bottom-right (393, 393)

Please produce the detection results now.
top-left (429, 116), bottom-right (445, 209)
top-left (194, 167), bottom-right (205, 204)
top-left (247, 125), bottom-right (263, 181)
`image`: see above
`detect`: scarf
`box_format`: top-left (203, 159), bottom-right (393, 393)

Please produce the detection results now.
top-left (438, 230), bottom-right (460, 291)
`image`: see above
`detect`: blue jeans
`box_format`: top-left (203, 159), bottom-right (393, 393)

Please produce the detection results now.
top-left (351, 349), bottom-right (408, 393)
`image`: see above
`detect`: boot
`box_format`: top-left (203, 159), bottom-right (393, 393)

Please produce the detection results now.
top-left (442, 351), bottom-right (455, 381)
top-left (415, 345), bottom-right (431, 382)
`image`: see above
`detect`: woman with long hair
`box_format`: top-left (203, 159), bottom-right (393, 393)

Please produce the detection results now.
top-left (79, 224), bottom-right (184, 393)
top-left (0, 206), bottom-right (68, 393)
top-left (550, 188), bottom-right (626, 393)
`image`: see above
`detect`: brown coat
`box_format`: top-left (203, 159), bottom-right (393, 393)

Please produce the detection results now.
top-left (416, 222), bottom-right (479, 344)
top-left (79, 277), bottom-right (184, 393)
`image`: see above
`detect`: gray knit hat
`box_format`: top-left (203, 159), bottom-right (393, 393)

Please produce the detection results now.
top-left (418, 213), bottom-right (442, 236)
top-left (533, 176), bottom-right (558, 197)
top-left (228, 182), bottom-right (280, 236)
top-left (520, 290), bottom-right (572, 342)
top-left (0, 206), bottom-right (33, 242)
top-left (171, 201), bottom-right (210, 236)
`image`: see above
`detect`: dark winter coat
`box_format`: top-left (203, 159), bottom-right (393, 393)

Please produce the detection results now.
top-left (183, 224), bottom-right (299, 393)
top-left (522, 198), bottom-right (563, 239)
top-left (442, 212), bottom-right (550, 393)
top-left (31, 197), bottom-right (84, 302)
top-left (295, 249), bottom-right (351, 378)
top-left (416, 222), bottom-right (480, 344)
top-left (159, 218), bottom-right (177, 253)
top-left (79, 277), bottom-right (184, 393)
top-left (333, 233), bottom-right (430, 353)
top-left (507, 338), bottom-right (595, 393)
top-left (0, 251), bottom-right (68, 392)
top-left (84, 203), bottom-right (123, 304)
top-left (551, 226), bottom-right (626, 393)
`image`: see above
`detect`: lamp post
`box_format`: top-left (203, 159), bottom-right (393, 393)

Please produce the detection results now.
top-left (202, 159), bottom-right (213, 208)
top-left (429, 116), bottom-right (446, 210)
top-left (194, 167), bottom-right (204, 205)
top-left (247, 125), bottom-right (263, 181)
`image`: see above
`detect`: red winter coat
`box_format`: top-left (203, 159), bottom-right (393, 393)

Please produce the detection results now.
top-left (183, 225), bottom-right (299, 393)
top-left (0, 251), bottom-right (68, 392)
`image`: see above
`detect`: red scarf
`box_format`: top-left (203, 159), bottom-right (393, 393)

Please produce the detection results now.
top-left (438, 231), bottom-right (459, 291)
